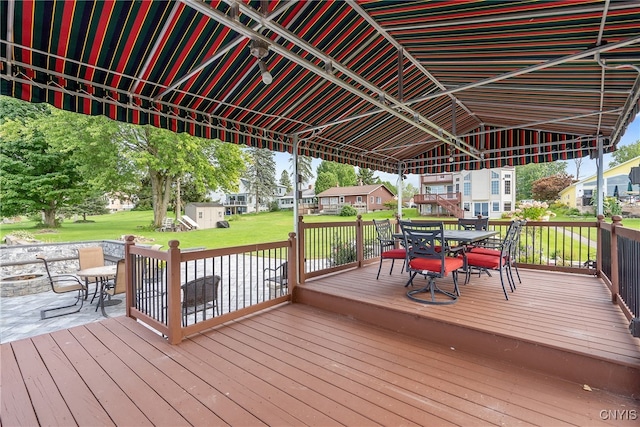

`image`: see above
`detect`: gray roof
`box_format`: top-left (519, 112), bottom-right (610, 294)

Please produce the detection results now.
top-left (316, 184), bottom-right (393, 198)
top-left (186, 202), bottom-right (224, 208)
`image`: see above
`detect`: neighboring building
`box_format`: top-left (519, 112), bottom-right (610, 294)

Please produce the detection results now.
top-left (316, 184), bottom-right (395, 214)
top-left (223, 178), bottom-right (287, 215)
top-left (184, 203), bottom-right (225, 229)
top-left (106, 194), bottom-right (135, 213)
top-left (278, 186), bottom-right (318, 214)
top-left (415, 167), bottom-right (516, 219)
top-left (558, 155), bottom-right (640, 212)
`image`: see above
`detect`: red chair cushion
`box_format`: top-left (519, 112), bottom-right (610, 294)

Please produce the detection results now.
top-left (470, 247), bottom-right (502, 257)
top-left (465, 252), bottom-right (502, 269)
top-left (381, 248), bottom-right (406, 259)
top-left (409, 257), bottom-right (463, 275)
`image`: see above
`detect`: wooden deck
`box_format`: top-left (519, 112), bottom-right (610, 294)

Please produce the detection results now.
top-left (296, 264), bottom-right (640, 397)
top-left (2, 267), bottom-right (639, 426)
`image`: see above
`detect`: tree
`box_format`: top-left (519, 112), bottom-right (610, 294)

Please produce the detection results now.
top-left (0, 100), bottom-right (87, 227)
top-left (289, 154), bottom-right (314, 185)
top-left (357, 168), bottom-right (380, 185)
top-left (515, 162), bottom-right (568, 201)
top-left (531, 174), bottom-right (574, 202)
top-left (573, 157), bottom-right (584, 180)
top-left (315, 171), bottom-right (339, 194)
top-left (246, 147), bottom-right (276, 213)
top-left (315, 161), bottom-right (357, 189)
top-left (609, 139), bottom-right (640, 168)
top-left (279, 170), bottom-right (293, 193)
top-left (59, 193), bottom-right (109, 221)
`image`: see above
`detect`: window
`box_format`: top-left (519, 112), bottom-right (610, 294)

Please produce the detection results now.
top-left (504, 202), bottom-right (512, 212)
top-left (492, 202), bottom-right (500, 212)
top-left (474, 202), bottom-right (489, 217)
top-left (463, 202), bottom-right (470, 211)
top-left (463, 182), bottom-right (471, 196)
top-left (356, 196), bottom-right (362, 203)
top-left (376, 197), bottom-right (381, 204)
top-left (198, 212), bottom-right (203, 219)
top-left (491, 171), bottom-right (499, 179)
top-left (339, 196), bottom-right (345, 203)
top-left (504, 180), bottom-right (511, 195)
top-left (370, 196), bottom-right (374, 203)
top-left (464, 174), bottom-right (471, 181)
top-left (491, 180), bottom-right (499, 195)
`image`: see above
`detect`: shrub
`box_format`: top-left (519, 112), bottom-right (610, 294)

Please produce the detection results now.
top-left (268, 201), bottom-right (280, 212)
top-left (339, 205), bottom-right (358, 216)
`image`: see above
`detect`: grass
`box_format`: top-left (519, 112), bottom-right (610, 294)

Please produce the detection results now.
top-left (1, 209), bottom-right (637, 250)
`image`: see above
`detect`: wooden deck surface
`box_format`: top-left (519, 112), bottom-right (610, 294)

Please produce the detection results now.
top-left (2, 266), bottom-right (640, 426)
top-left (298, 264), bottom-right (640, 369)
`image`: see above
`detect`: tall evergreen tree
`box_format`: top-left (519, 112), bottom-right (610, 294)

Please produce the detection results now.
top-left (246, 148), bottom-right (276, 213)
top-left (279, 170), bottom-right (293, 193)
top-left (289, 154), bottom-right (314, 185)
top-left (357, 168), bottom-right (380, 185)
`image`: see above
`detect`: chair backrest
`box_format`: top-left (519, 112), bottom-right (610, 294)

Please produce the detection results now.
top-left (182, 275), bottom-right (220, 308)
top-left (458, 217), bottom-right (489, 231)
top-left (78, 246), bottom-right (104, 270)
top-left (111, 259), bottom-right (127, 295)
top-left (399, 220), bottom-right (445, 261)
top-left (36, 254), bottom-right (54, 283)
top-left (373, 219), bottom-right (394, 243)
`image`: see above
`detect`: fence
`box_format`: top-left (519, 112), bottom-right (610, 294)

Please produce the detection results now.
top-left (125, 234), bottom-right (296, 344)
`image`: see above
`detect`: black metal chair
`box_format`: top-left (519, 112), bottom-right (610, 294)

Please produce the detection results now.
top-left (399, 221), bottom-right (465, 305)
top-left (465, 221), bottom-right (520, 299)
top-left (458, 217), bottom-right (489, 231)
top-left (372, 219), bottom-right (407, 280)
top-left (182, 275), bottom-right (220, 326)
top-left (263, 261), bottom-right (288, 297)
top-left (97, 259), bottom-right (126, 316)
top-left (37, 255), bottom-right (87, 320)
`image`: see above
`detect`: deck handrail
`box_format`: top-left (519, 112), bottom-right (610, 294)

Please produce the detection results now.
top-left (124, 233), bottom-right (297, 344)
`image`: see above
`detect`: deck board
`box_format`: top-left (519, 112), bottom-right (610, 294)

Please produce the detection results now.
top-left (300, 265), bottom-right (640, 367)
top-left (1, 267), bottom-right (639, 426)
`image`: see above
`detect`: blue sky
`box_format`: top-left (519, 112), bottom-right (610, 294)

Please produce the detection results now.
top-left (274, 113), bottom-right (640, 186)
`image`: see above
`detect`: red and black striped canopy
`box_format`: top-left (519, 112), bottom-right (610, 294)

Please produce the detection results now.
top-left (2, 0), bottom-right (639, 174)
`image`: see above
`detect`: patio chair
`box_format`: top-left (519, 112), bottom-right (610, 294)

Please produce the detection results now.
top-left (458, 217), bottom-right (489, 231)
top-left (77, 246), bottom-right (105, 301)
top-left (372, 219), bottom-right (407, 280)
top-left (464, 221), bottom-right (520, 300)
top-left (264, 261), bottom-right (288, 297)
top-left (97, 259), bottom-right (126, 316)
top-left (399, 221), bottom-right (465, 305)
top-left (36, 255), bottom-right (87, 320)
top-left (182, 275), bottom-right (220, 326)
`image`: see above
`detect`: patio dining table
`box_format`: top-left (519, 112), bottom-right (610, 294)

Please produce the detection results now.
top-left (393, 229), bottom-right (499, 246)
top-left (76, 265), bottom-right (120, 313)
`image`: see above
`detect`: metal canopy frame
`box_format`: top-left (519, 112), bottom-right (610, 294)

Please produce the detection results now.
top-left (1, 0), bottom-right (639, 175)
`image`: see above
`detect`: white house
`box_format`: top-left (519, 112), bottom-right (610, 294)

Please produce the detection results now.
top-left (415, 167), bottom-right (516, 219)
top-left (277, 186), bottom-right (318, 214)
top-left (223, 178), bottom-right (287, 214)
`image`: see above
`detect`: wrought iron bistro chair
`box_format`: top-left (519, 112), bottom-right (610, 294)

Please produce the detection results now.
top-left (181, 275), bottom-right (221, 326)
top-left (464, 220), bottom-right (521, 300)
top-left (372, 219), bottom-right (407, 280)
top-left (399, 221), bottom-right (465, 305)
top-left (37, 255), bottom-right (87, 320)
top-left (263, 261), bottom-right (288, 297)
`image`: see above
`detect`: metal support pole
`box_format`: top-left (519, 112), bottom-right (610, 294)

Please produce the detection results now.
top-left (596, 137), bottom-right (604, 216)
top-left (397, 162), bottom-right (403, 219)
top-left (292, 134), bottom-right (299, 234)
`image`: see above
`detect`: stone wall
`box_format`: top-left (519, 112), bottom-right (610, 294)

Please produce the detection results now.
top-left (0, 240), bottom-right (125, 279)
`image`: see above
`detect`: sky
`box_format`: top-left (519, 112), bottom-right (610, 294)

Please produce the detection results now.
top-left (273, 113), bottom-right (640, 187)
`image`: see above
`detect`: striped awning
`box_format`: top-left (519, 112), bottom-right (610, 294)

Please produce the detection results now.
top-left (2, 0), bottom-right (639, 174)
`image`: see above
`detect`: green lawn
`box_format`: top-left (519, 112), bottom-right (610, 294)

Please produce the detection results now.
top-left (1, 209), bottom-right (637, 250)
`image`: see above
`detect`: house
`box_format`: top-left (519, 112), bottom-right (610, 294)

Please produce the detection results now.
top-left (106, 193), bottom-right (135, 213)
top-left (559, 155), bottom-right (640, 213)
top-left (184, 202), bottom-right (225, 229)
top-left (277, 185), bottom-right (318, 214)
top-left (316, 184), bottom-right (395, 214)
top-left (223, 179), bottom-right (287, 215)
top-left (415, 167), bottom-right (516, 219)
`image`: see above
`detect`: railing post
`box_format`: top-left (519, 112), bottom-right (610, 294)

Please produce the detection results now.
top-left (288, 232), bottom-right (298, 296)
top-left (596, 214), bottom-right (604, 276)
top-left (166, 240), bottom-right (182, 344)
top-left (356, 215), bottom-right (363, 268)
top-left (124, 235), bottom-right (136, 318)
top-left (297, 216), bottom-right (306, 285)
top-left (610, 215), bottom-right (622, 303)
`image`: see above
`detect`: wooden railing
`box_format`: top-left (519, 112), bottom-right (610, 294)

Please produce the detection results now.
top-left (123, 216), bottom-right (639, 341)
top-left (124, 233), bottom-right (297, 344)
top-left (413, 193), bottom-right (464, 218)
top-left (598, 215), bottom-right (640, 336)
